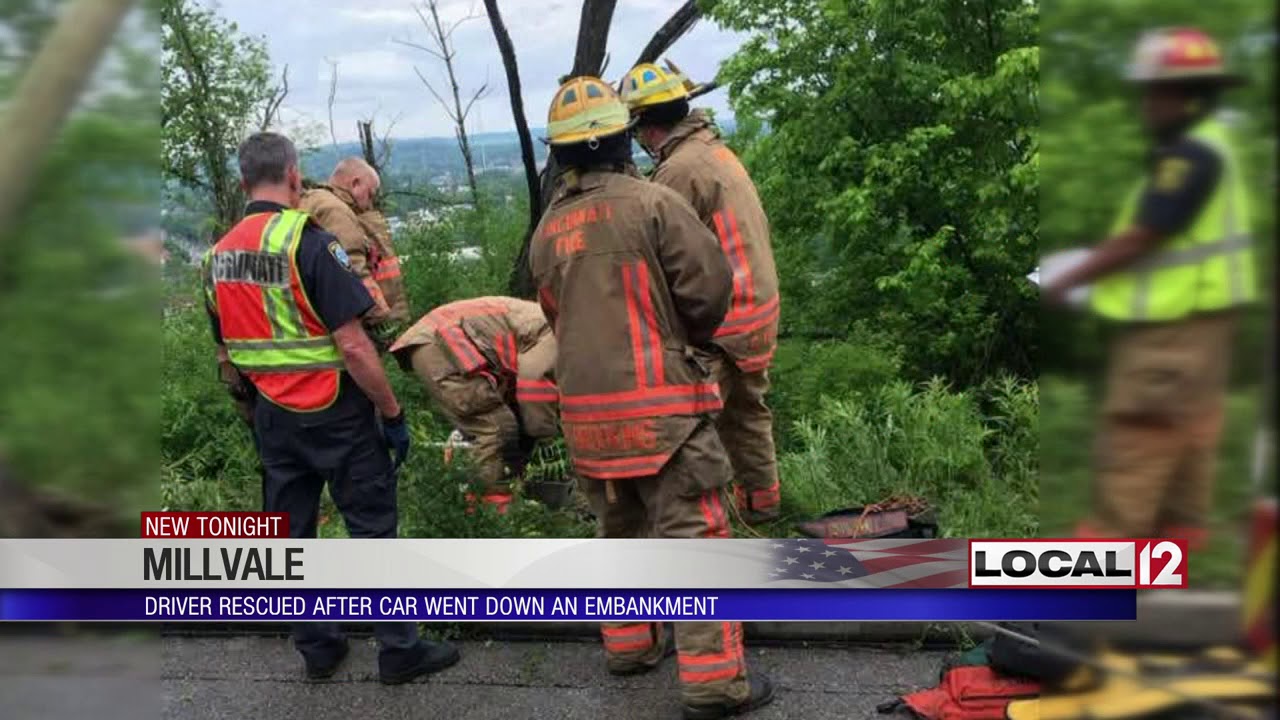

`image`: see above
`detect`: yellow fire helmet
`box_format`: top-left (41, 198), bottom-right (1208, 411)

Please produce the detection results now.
top-left (545, 76), bottom-right (636, 146)
top-left (621, 61), bottom-right (696, 112)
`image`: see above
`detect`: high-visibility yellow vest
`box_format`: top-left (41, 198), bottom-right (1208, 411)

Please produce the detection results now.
top-left (205, 210), bottom-right (345, 412)
top-left (1091, 117), bottom-right (1257, 322)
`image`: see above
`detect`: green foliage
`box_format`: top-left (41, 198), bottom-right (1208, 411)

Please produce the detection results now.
top-left (712, 0), bottom-right (1039, 384)
top-left (1, 12), bottom-right (161, 518)
top-left (776, 378), bottom-right (1038, 538)
top-left (396, 202), bottom-right (528, 313)
top-left (162, 0), bottom-right (279, 232)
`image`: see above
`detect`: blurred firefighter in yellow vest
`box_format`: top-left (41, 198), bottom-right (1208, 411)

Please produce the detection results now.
top-left (389, 297), bottom-right (558, 514)
top-left (299, 157), bottom-right (410, 348)
top-left (531, 76), bottom-right (774, 720)
top-left (622, 60), bottom-right (783, 525)
top-left (1042, 28), bottom-right (1259, 549)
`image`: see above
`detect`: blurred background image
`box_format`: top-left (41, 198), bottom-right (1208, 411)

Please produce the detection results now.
top-left (1039, 0), bottom-right (1273, 587)
top-left (1036, 0), bottom-right (1276, 710)
top-left (1, 1), bottom-right (159, 718)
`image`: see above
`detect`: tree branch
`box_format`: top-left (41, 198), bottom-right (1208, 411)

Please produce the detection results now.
top-left (326, 59), bottom-right (339, 147)
top-left (413, 66), bottom-right (457, 121)
top-left (391, 38), bottom-right (445, 61)
top-left (259, 63), bottom-right (289, 131)
top-left (634, 0), bottom-right (705, 66)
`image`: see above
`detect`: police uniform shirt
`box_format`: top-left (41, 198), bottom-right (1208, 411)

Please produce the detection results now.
top-left (1136, 134), bottom-right (1223, 237)
top-left (207, 200), bottom-right (375, 414)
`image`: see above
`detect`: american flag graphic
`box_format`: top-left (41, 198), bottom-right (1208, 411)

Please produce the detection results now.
top-left (764, 538), bottom-right (968, 588)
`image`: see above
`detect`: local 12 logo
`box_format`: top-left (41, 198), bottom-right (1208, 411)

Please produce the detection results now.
top-left (968, 540), bottom-right (1188, 588)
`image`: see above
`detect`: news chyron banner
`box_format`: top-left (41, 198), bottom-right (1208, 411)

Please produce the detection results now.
top-left (0, 513), bottom-right (1188, 623)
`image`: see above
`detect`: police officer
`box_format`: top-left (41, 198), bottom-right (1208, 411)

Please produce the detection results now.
top-left (1043, 28), bottom-right (1259, 547)
top-left (204, 132), bottom-right (460, 683)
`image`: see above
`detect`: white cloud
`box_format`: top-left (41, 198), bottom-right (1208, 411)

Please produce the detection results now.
top-left (215, 0), bottom-right (747, 141)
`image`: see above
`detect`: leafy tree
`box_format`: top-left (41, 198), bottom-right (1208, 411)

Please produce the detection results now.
top-left (161, 0), bottom-right (278, 236)
top-left (711, 0), bottom-right (1039, 384)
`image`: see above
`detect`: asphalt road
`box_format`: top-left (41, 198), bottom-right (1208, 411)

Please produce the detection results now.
top-left (1, 634), bottom-right (948, 719)
top-left (164, 635), bottom-right (947, 720)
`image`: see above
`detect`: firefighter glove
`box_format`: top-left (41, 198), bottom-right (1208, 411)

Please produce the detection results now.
top-left (382, 411), bottom-right (411, 471)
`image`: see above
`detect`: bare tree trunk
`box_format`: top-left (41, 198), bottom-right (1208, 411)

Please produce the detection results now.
top-left (483, 0), bottom-right (543, 297)
top-left (401, 1), bottom-right (489, 209)
top-left (358, 120), bottom-right (380, 176)
top-left (570, 0), bottom-right (617, 77)
top-left (0, 0), bottom-right (134, 237)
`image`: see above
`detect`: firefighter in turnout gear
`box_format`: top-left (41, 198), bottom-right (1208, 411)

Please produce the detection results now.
top-left (299, 157), bottom-right (408, 349)
top-left (531, 76), bottom-right (775, 719)
top-left (203, 132), bottom-right (459, 683)
top-left (1042, 28), bottom-right (1259, 547)
top-left (623, 61), bottom-right (783, 525)
top-left (389, 297), bottom-right (559, 513)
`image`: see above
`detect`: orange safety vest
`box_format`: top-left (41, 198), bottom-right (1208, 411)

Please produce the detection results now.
top-left (205, 210), bottom-right (345, 412)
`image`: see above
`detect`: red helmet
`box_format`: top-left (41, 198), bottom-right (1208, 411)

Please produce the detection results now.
top-left (1127, 27), bottom-right (1242, 85)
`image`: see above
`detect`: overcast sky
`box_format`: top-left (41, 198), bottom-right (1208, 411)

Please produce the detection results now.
top-left (207, 0), bottom-right (745, 143)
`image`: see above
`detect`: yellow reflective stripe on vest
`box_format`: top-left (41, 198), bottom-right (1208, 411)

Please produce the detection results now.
top-left (223, 210), bottom-right (344, 373)
top-left (258, 212), bottom-right (309, 341)
top-left (1092, 118), bottom-right (1257, 321)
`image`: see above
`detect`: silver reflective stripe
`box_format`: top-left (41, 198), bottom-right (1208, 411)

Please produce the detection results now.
top-left (225, 338), bottom-right (336, 351)
top-left (1223, 160), bottom-right (1246, 304)
top-left (234, 361), bottom-right (345, 372)
top-left (1131, 234), bottom-right (1253, 271)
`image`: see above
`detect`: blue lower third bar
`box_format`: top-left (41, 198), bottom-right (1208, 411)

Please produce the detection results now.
top-left (0, 589), bottom-right (1135, 622)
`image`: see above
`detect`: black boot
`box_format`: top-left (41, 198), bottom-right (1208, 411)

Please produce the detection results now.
top-left (378, 640), bottom-right (461, 685)
top-left (682, 672), bottom-right (775, 719)
top-left (303, 640), bottom-right (350, 681)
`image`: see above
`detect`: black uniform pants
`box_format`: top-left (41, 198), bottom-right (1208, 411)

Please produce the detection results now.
top-left (253, 392), bottom-right (420, 665)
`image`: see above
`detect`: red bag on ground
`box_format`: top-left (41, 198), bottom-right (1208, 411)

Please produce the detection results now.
top-left (897, 665), bottom-right (1041, 720)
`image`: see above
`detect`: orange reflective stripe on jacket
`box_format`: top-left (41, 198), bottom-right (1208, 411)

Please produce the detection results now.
top-left (714, 294), bottom-right (779, 338)
top-left (438, 325), bottom-right (485, 373)
top-left (572, 452), bottom-right (672, 480)
top-left (372, 255), bottom-right (401, 281)
top-left (713, 208), bottom-right (754, 313)
top-left (516, 378), bottom-right (558, 403)
top-left (492, 332), bottom-right (519, 374)
top-left (622, 261), bottom-right (664, 388)
top-left (559, 383), bottom-right (721, 423)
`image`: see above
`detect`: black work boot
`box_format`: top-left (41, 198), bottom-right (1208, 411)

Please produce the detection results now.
top-left (682, 672), bottom-right (775, 719)
top-left (378, 640), bottom-right (461, 685)
top-left (608, 626), bottom-right (676, 677)
top-left (303, 640), bottom-right (350, 681)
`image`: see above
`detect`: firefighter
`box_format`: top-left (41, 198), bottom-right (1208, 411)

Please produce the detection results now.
top-left (622, 61), bottom-right (783, 525)
top-left (531, 76), bottom-right (774, 719)
top-left (299, 157), bottom-right (409, 349)
top-left (1042, 28), bottom-right (1258, 548)
top-left (389, 297), bottom-right (559, 513)
top-left (204, 132), bottom-right (459, 683)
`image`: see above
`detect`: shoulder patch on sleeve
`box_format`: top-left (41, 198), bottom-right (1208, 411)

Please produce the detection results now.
top-left (328, 240), bottom-right (351, 269)
top-left (1153, 156), bottom-right (1192, 192)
